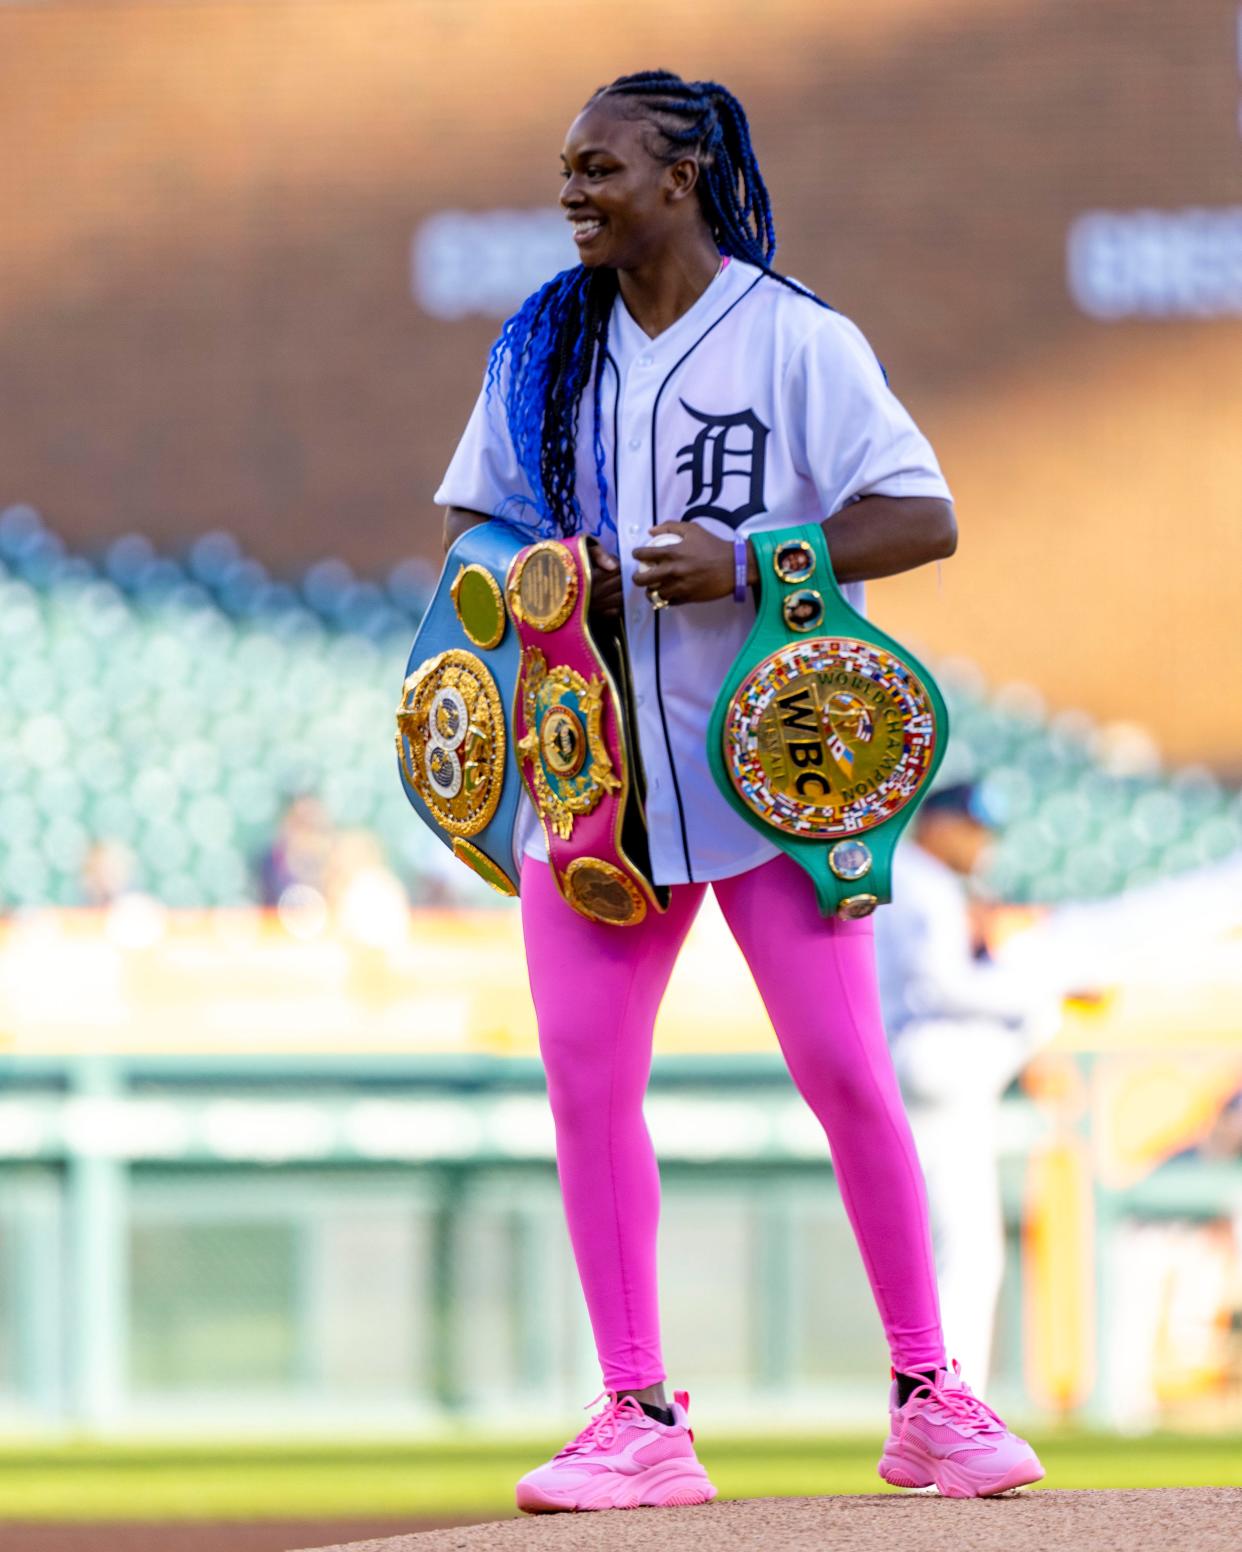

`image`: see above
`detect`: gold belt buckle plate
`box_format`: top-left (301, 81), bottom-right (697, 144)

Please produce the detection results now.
top-left (723, 636), bottom-right (938, 839)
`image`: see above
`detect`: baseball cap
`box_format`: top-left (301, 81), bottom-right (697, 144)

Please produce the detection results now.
top-left (921, 780), bottom-right (1006, 828)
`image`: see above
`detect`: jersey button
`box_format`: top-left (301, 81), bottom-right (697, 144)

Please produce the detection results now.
top-left (627, 436), bottom-right (641, 450)
top-left (637, 353), bottom-right (653, 368)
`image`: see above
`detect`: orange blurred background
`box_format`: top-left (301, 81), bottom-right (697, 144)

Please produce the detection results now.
top-left (3, 0), bottom-right (1240, 764)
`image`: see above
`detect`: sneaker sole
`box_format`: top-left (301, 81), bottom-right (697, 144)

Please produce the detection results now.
top-left (879, 1450), bottom-right (1045, 1498)
top-left (517, 1460), bottom-right (718, 1514)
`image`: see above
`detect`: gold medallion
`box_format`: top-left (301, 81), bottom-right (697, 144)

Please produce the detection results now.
top-left (783, 588), bottom-right (824, 633)
top-left (563, 858), bottom-right (647, 925)
top-left (452, 838), bottom-right (518, 897)
top-left (425, 740), bottom-right (463, 799)
top-left (540, 703), bottom-right (587, 778)
top-left (829, 839), bottom-right (873, 881)
top-left (722, 637), bottom-right (938, 839)
top-left (773, 539), bottom-right (816, 584)
top-left (395, 649), bottom-right (506, 837)
top-left (507, 541), bottom-right (578, 632)
top-left (516, 650), bottom-right (620, 841)
top-left (428, 685), bottom-right (467, 748)
top-left (451, 563), bottom-right (506, 651)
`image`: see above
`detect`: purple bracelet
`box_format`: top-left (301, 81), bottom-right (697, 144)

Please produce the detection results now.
top-left (733, 537), bottom-right (749, 602)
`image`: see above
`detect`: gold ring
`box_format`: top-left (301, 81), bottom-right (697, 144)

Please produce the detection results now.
top-left (649, 589), bottom-right (669, 610)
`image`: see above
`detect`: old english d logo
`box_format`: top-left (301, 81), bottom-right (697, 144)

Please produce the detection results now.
top-left (676, 401), bottom-right (769, 528)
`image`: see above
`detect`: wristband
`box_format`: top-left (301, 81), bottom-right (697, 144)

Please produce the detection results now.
top-left (733, 538), bottom-right (749, 602)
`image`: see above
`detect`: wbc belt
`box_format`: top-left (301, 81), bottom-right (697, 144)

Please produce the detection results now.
top-left (508, 538), bottom-right (667, 927)
top-left (707, 523), bottom-right (949, 919)
top-left (395, 519), bottom-right (528, 896)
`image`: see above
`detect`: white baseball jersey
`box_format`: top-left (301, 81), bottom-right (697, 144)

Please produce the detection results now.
top-left (435, 257), bottom-right (952, 885)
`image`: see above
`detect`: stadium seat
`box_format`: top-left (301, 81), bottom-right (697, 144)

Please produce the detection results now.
top-left (0, 503), bottom-right (1234, 909)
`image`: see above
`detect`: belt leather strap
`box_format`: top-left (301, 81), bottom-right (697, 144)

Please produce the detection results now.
top-left (707, 523), bottom-right (949, 918)
top-left (395, 519), bottom-right (528, 896)
top-left (509, 537), bottom-right (667, 926)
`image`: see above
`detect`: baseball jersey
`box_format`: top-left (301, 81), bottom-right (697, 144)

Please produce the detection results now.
top-left (434, 258), bottom-right (952, 885)
top-left (875, 844), bottom-right (1061, 1047)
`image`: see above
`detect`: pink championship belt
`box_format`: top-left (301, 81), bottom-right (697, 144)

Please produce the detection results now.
top-left (507, 538), bottom-right (668, 926)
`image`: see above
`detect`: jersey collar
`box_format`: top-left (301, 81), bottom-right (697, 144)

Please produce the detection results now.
top-left (609, 258), bottom-right (760, 365)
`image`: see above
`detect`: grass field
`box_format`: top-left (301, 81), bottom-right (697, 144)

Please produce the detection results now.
top-left (0, 1433), bottom-right (1239, 1521)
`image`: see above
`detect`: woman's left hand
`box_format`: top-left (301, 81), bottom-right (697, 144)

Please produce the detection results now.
top-left (632, 522), bottom-right (737, 606)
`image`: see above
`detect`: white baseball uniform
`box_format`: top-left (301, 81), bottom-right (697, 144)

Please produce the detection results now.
top-left (435, 257), bottom-right (951, 884)
top-left (875, 841), bottom-right (1061, 1391)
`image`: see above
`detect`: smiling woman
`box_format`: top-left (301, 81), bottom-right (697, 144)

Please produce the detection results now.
top-left (430, 69), bottom-right (1030, 1517)
top-left (467, 71), bottom-right (839, 547)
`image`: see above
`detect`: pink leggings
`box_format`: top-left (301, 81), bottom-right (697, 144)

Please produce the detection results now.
top-left (521, 852), bottom-right (945, 1390)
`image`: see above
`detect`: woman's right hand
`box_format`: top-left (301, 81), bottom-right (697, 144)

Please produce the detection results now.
top-left (587, 537), bottom-right (623, 619)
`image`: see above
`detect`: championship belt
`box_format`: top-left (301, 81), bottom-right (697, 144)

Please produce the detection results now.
top-left (508, 538), bottom-right (668, 927)
top-left (395, 520), bottom-right (528, 896)
top-left (707, 523), bottom-right (949, 919)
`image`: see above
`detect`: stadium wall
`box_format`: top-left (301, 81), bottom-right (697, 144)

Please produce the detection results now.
top-left (1, 0), bottom-right (1241, 764)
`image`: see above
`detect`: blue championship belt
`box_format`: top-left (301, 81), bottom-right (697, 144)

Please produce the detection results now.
top-left (394, 520), bottom-right (528, 896)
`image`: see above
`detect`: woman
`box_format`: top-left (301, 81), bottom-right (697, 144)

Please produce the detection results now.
top-left (437, 70), bottom-right (1043, 1511)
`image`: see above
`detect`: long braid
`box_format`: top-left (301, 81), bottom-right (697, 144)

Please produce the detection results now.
top-left (600, 71), bottom-right (829, 306)
top-left (485, 264), bottom-right (618, 538)
top-left (486, 70), bottom-right (830, 539)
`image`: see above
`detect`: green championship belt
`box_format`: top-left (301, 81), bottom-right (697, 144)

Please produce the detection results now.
top-left (708, 524), bottom-right (949, 919)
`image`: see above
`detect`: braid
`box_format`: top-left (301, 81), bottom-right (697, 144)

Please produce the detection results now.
top-left (485, 264), bottom-right (617, 538)
top-left (597, 70), bottom-right (830, 310)
top-left (485, 70), bottom-right (832, 539)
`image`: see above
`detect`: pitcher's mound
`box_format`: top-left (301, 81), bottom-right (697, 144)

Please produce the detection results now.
top-left (294, 1487), bottom-right (1240, 1552)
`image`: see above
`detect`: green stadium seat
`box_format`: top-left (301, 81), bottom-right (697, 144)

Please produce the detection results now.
top-left (0, 508), bottom-right (1234, 910)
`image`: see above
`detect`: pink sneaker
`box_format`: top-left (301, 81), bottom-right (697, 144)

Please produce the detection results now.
top-left (515, 1390), bottom-right (717, 1514)
top-left (878, 1362), bottom-right (1045, 1498)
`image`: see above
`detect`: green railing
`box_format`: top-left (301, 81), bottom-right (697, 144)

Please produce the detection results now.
top-left (0, 1051), bottom-right (1235, 1434)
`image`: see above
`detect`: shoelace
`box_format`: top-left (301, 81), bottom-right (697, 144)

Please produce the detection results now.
top-left (898, 1366), bottom-right (1005, 1442)
top-left (554, 1392), bottom-right (649, 1459)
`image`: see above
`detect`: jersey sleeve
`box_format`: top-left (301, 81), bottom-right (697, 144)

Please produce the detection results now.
top-left (432, 370), bottom-right (542, 530)
top-left (784, 311), bottom-right (952, 515)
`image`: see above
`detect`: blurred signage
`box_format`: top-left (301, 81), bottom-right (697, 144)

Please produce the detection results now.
top-left (411, 209), bottom-right (576, 319)
top-left (1065, 6), bottom-right (1242, 320)
top-left (1067, 208), bottom-right (1242, 319)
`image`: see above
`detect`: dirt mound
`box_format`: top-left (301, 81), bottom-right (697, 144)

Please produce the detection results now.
top-left (295, 1488), bottom-right (1242, 1552)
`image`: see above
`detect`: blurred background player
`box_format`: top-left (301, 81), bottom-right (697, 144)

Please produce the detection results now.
top-left (876, 783), bottom-right (1062, 1394)
top-left (257, 793), bottom-right (336, 910)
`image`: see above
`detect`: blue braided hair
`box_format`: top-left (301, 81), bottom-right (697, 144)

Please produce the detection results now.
top-left (485, 264), bottom-right (617, 539)
top-left (486, 70), bottom-right (834, 540)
